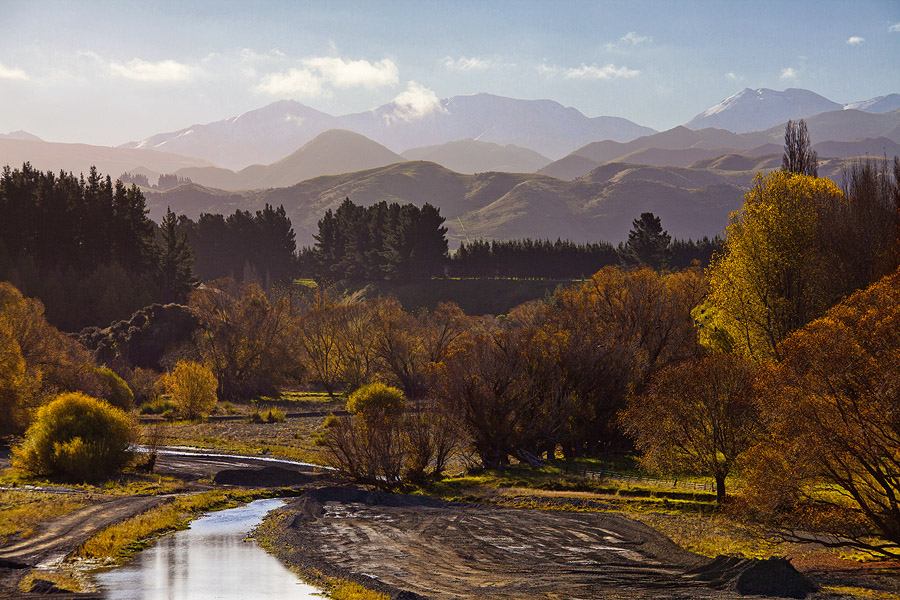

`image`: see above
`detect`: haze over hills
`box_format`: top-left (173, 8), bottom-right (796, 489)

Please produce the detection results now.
top-left (0, 137), bottom-right (214, 179)
top-left (121, 93), bottom-right (656, 170)
top-left (400, 139), bottom-right (552, 174)
top-left (538, 125), bottom-right (773, 180)
top-left (0, 130), bottom-right (43, 142)
top-left (172, 129), bottom-right (404, 191)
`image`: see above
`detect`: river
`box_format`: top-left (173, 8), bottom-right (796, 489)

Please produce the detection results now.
top-left (96, 498), bottom-right (322, 599)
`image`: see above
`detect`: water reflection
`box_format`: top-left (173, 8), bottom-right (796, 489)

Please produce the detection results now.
top-left (98, 498), bottom-right (321, 600)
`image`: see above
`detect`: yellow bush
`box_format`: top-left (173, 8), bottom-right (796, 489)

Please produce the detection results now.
top-left (163, 361), bottom-right (218, 420)
top-left (11, 392), bottom-right (137, 482)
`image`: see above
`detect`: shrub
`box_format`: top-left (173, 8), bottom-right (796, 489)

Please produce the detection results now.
top-left (95, 367), bottom-right (134, 411)
top-left (346, 383), bottom-right (405, 423)
top-left (163, 361), bottom-right (218, 420)
top-left (138, 398), bottom-right (178, 415)
top-left (125, 367), bottom-right (162, 405)
top-left (11, 392), bottom-right (137, 482)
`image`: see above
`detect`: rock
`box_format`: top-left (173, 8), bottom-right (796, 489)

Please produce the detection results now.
top-left (735, 558), bottom-right (818, 599)
top-left (685, 555), bottom-right (818, 599)
top-left (213, 466), bottom-right (313, 487)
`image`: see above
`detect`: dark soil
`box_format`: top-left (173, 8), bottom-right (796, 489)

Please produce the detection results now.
top-left (213, 465), bottom-right (317, 487)
top-left (257, 486), bottom-right (833, 600)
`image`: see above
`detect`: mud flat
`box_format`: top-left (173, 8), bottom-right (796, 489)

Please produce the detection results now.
top-left (257, 487), bottom-right (828, 600)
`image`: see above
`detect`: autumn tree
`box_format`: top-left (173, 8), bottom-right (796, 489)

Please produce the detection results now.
top-left (0, 321), bottom-right (37, 436)
top-left (706, 172), bottom-right (847, 360)
top-left (289, 297), bottom-right (346, 398)
top-left (742, 268), bottom-right (900, 557)
top-left (190, 279), bottom-right (292, 399)
top-left (541, 266), bottom-right (706, 455)
top-left (782, 119), bottom-right (818, 177)
top-left (708, 167), bottom-right (899, 360)
top-left (369, 299), bottom-right (468, 401)
top-left (431, 317), bottom-right (543, 468)
top-left (319, 382), bottom-right (457, 489)
top-left (621, 354), bottom-right (761, 503)
top-left (0, 281), bottom-right (107, 425)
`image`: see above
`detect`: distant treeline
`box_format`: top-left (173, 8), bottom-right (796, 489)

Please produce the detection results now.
top-left (0, 164), bottom-right (194, 330)
top-left (120, 171), bottom-right (192, 191)
top-left (174, 205), bottom-right (296, 285)
top-left (445, 236), bottom-right (721, 279)
top-left (448, 239), bottom-right (619, 279)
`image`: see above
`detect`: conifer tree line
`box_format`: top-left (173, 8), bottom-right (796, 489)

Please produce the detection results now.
top-left (174, 205), bottom-right (297, 285)
top-left (0, 164), bottom-right (195, 331)
top-left (304, 197), bottom-right (449, 282)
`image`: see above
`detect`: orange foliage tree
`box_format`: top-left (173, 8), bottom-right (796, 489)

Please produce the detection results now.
top-left (743, 268), bottom-right (900, 557)
top-left (621, 354), bottom-right (761, 504)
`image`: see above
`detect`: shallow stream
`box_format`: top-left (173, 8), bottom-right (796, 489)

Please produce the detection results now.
top-left (96, 498), bottom-right (321, 599)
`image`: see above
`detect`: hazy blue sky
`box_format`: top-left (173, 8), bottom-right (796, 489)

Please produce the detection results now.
top-left (2, 0), bottom-right (898, 146)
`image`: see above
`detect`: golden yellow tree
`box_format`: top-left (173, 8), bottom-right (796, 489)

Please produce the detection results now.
top-left (707, 172), bottom-right (847, 360)
top-left (163, 360), bottom-right (218, 420)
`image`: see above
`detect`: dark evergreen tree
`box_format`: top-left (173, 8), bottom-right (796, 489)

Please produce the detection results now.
top-left (158, 207), bottom-right (196, 303)
top-left (620, 212), bottom-right (672, 270)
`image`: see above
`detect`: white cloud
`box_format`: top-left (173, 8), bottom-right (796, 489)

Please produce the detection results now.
top-left (536, 61), bottom-right (559, 76)
top-left (441, 56), bottom-right (491, 71)
top-left (889, 22), bottom-right (900, 32)
top-left (109, 58), bottom-right (192, 83)
top-left (846, 36), bottom-right (865, 45)
top-left (604, 31), bottom-right (653, 52)
top-left (780, 67), bottom-right (798, 80)
top-left (256, 55), bottom-right (398, 97)
top-left (385, 81), bottom-right (444, 123)
top-left (564, 63), bottom-right (640, 80)
top-left (0, 62), bottom-right (29, 81)
top-left (725, 72), bottom-right (743, 82)
top-left (301, 56), bottom-right (398, 88)
top-left (256, 67), bottom-right (325, 96)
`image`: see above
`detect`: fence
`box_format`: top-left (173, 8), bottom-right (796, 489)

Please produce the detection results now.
top-left (560, 463), bottom-right (715, 492)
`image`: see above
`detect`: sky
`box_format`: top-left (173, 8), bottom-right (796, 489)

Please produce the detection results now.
top-left (1, 0), bottom-right (899, 147)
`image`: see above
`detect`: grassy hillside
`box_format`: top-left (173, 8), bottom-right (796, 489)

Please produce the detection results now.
top-left (146, 160), bottom-right (748, 248)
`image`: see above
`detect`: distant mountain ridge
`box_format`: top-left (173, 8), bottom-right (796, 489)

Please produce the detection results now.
top-left (686, 88), bottom-right (900, 133)
top-left (120, 93), bottom-right (656, 169)
top-left (541, 109), bottom-right (900, 180)
top-left (173, 129), bottom-right (404, 190)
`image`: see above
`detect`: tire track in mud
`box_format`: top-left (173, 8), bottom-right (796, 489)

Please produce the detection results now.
top-left (266, 489), bottom-right (765, 600)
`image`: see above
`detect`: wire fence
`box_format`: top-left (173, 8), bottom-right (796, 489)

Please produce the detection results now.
top-left (560, 463), bottom-right (715, 492)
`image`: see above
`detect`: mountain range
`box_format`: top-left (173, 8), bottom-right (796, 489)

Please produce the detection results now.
top-left (540, 110), bottom-right (900, 180)
top-left (120, 93), bottom-right (655, 169)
